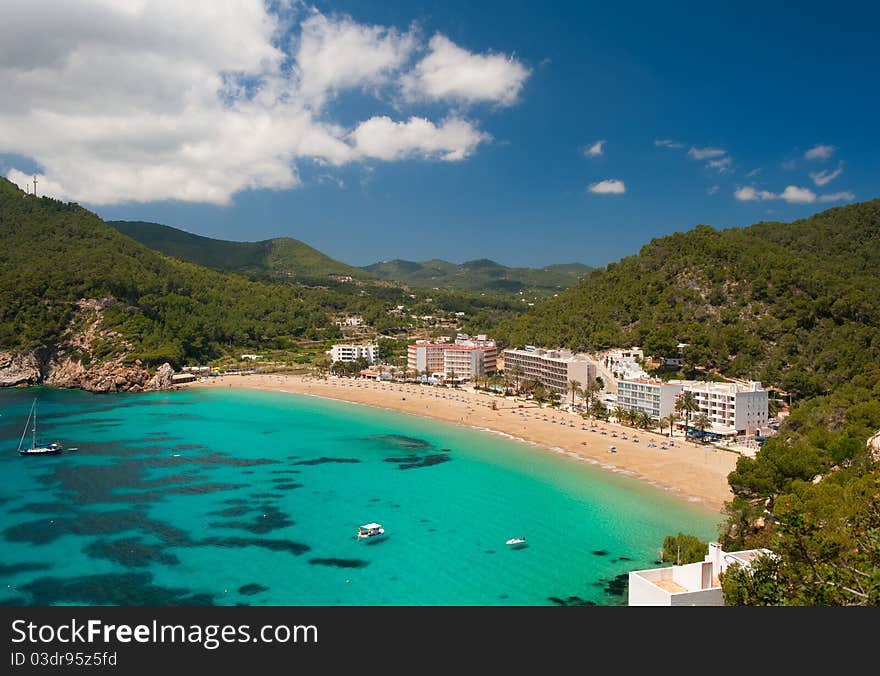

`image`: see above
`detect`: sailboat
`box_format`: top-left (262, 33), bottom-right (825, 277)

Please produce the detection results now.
top-left (18, 399), bottom-right (62, 455)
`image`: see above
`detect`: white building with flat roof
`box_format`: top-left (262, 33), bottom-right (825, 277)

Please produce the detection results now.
top-left (616, 378), bottom-right (683, 419)
top-left (330, 344), bottom-right (379, 364)
top-left (672, 380), bottom-right (769, 437)
top-left (502, 347), bottom-right (596, 396)
top-left (628, 543), bottom-right (773, 606)
top-left (614, 377), bottom-right (769, 435)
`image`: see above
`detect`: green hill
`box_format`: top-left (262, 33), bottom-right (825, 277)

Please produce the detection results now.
top-left (108, 220), bottom-right (373, 282)
top-left (362, 257), bottom-right (591, 294)
top-left (501, 199), bottom-right (880, 400)
top-left (0, 179), bottom-right (348, 369)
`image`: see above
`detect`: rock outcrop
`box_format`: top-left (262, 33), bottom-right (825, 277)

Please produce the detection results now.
top-left (0, 351), bottom-right (41, 386)
top-left (146, 363), bottom-right (175, 391)
top-left (0, 297), bottom-right (178, 393)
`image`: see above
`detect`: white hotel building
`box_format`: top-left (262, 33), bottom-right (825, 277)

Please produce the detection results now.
top-left (501, 347), bottom-right (596, 396)
top-left (616, 378), bottom-right (683, 420)
top-left (329, 344), bottom-right (379, 364)
top-left (615, 376), bottom-right (769, 437)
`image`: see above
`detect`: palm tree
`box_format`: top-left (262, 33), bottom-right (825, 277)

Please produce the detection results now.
top-left (509, 364), bottom-right (524, 393)
top-left (692, 412), bottom-right (711, 443)
top-left (532, 382), bottom-right (549, 407)
top-left (613, 406), bottom-right (627, 425)
top-left (675, 391), bottom-right (699, 438)
top-left (638, 411), bottom-right (655, 431)
top-left (592, 399), bottom-right (609, 421)
top-left (661, 413), bottom-right (678, 438)
top-left (568, 379), bottom-right (581, 408)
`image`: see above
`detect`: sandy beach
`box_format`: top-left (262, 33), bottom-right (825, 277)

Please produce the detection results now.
top-left (188, 374), bottom-right (738, 513)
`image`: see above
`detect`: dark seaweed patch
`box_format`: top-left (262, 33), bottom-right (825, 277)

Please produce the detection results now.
top-left (84, 538), bottom-right (180, 568)
top-left (208, 505), bottom-right (294, 534)
top-left (384, 453), bottom-right (451, 470)
top-left (0, 596), bottom-right (28, 606)
top-left (270, 470), bottom-right (301, 475)
top-left (9, 502), bottom-right (70, 514)
top-left (250, 493), bottom-right (284, 499)
top-left (272, 483), bottom-right (303, 491)
top-left (221, 499), bottom-right (248, 505)
top-left (484, 550), bottom-right (496, 555)
top-left (364, 434), bottom-right (431, 450)
top-left (294, 457), bottom-right (360, 466)
top-left (209, 506), bottom-right (252, 517)
top-left (0, 562), bottom-right (52, 577)
top-left (172, 444), bottom-right (206, 451)
top-left (238, 584), bottom-right (269, 596)
top-left (20, 573), bottom-right (214, 605)
top-left (592, 550), bottom-right (609, 556)
top-left (602, 573), bottom-right (629, 597)
top-left (3, 510), bottom-right (192, 548)
top-left (308, 558), bottom-right (369, 569)
top-left (198, 537), bottom-right (310, 556)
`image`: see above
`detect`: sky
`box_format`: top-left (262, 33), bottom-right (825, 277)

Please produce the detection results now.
top-left (2, 0), bottom-right (878, 267)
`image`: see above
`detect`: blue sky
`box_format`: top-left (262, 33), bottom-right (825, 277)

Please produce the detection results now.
top-left (2, 0), bottom-right (878, 267)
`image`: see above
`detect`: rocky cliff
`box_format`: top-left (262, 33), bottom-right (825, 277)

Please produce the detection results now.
top-left (0, 297), bottom-right (176, 393)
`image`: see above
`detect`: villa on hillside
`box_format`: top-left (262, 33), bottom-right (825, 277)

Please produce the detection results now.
top-left (628, 543), bottom-right (773, 606)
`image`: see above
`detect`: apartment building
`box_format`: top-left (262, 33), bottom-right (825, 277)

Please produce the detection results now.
top-left (501, 346), bottom-right (596, 396)
top-left (407, 334), bottom-right (497, 381)
top-left (673, 380), bottom-right (769, 437)
top-left (616, 378), bottom-right (683, 419)
top-left (329, 344), bottom-right (379, 364)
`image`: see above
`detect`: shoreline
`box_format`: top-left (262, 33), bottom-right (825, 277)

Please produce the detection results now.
top-left (186, 374), bottom-right (738, 514)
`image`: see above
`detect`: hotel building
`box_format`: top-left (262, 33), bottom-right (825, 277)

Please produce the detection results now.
top-left (501, 347), bottom-right (596, 396)
top-left (616, 378), bottom-right (683, 420)
top-left (675, 380), bottom-right (769, 437)
top-left (407, 334), bottom-right (497, 381)
top-left (329, 344), bottom-right (379, 364)
top-left (615, 376), bottom-right (769, 437)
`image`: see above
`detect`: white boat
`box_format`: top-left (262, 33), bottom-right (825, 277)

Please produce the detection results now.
top-left (357, 522), bottom-right (385, 540)
top-left (506, 537), bottom-right (527, 548)
top-left (18, 399), bottom-right (63, 456)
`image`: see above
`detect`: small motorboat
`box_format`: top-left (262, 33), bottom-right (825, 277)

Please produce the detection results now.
top-left (506, 537), bottom-right (528, 549)
top-left (357, 523), bottom-right (386, 541)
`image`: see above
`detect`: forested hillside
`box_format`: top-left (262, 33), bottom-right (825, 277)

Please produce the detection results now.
top-left (362, 258), bottom-right (591, 295)
top-left (108, 220), bottom-right (373, 283)
top-left (501, 199), bottom-right (880, 401)
top-left (0, 179), bottom-right (350, 366)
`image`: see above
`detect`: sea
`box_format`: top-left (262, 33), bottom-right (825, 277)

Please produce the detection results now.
top-left (0, 386), bottom-right (720, 606)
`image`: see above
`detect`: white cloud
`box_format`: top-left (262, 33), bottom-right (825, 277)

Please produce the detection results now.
top-left (707, 185), bottom-right (719, 195)
top-left (818, 191), bottom-right (855, 202)
top-left (294, 10), bottom-right (416, 108)
top-left (734, 186), bottom-right (775, 201)
top-left (746, 168), bottom-right (761, 177)
top-left (588, 179), bottom-right (625, 194)
top-left (350, 116), bottom-right (489, 161)
top-left (809, 162), bottom-right (844, 186)
top-left (779, 185), bottom-right (816, 203)
top-left (804, 144), bottom-right (835, 160)
top-left (584, 139), bottom-right (605, 157)
top-left (707, 156), bottom-right (732, 173)
top-left (734, 184), bottom-right (850, 205)
top-left (654, 139), bottom-right (683, 148)
top-left (0, 2), bottom-right (518, 205)
top-left (401, 34), bottom-right (530, 107)
top-left (688, 146), bottom-right (726, 160)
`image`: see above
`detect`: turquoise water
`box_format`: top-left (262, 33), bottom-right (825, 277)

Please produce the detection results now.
top-left (0, 386), bottom-right (720, 606)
